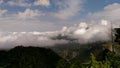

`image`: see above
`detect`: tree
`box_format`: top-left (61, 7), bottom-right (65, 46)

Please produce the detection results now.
top-left (90, 53), bottom-right (100, 68)
top-left (56, 59), bottom-right (70, 68)
top-left (70, 60), bottom-right (83, 68)
top-left (102, 59), bottom-right (111, 68)
top-left (0, 46), bottom-right (63, 68)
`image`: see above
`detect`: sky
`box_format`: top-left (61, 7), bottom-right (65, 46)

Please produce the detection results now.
top-left (0, 0), bottom-right (120, 48)
top-left (0, 0), bottom-right (120, 32)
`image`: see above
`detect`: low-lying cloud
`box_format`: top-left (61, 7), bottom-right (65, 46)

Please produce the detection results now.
top-left (0, 20), bottom-right (118, 49)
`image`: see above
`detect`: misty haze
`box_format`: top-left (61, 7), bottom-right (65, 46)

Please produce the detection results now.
top-left (0, 0), bottom-right (120, 68)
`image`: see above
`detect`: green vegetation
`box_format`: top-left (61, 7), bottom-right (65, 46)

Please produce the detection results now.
top-left (56, 59), bottom-right (70, 68)
top-left (0, 46), bottom-right (62, 68)
top-left (0, 42), bottom-right (120, 68)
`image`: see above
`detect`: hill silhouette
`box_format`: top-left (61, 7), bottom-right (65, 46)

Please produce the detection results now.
top-left (0, 46), bottom-right (62, 68)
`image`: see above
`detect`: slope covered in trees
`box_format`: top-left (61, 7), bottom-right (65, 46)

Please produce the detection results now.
top-left (0, 46), bottom-right (63, 68)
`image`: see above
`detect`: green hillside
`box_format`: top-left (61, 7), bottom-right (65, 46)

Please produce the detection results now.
top-left (0, 46), bottom-right (63, 68)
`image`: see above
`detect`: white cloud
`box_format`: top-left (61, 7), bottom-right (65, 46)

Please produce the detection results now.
top-left (0, 9), bottom-right (7, 16)
top-left (104, 3), bottom-right (120, 10)
top-left (78, 22), bottom-right (88, 28)
top-left (7, 0), bottom-right (51, 7)
top-left (18, 9), bottom-right (44, 19)
top-left (0, 20), bottom-right (114, 49)
top-left (101, 19), bottom-right (108, 26)
top-left (6, 0), bottom-right (84, 20)
top-left (72, 21), bottom-right (111, 43)
top-left (0, 0), bottom-right (3, 5)
top-left (7, 0), bottom-right (32, 7)
top-left (0, 31), bottom-right (68, 49)
top-left (88, 3), bottom-right (120, 24)
top-left (34, 0), bottom-right (50, 7)
top-left (54, 0), bottom-right (83, 19)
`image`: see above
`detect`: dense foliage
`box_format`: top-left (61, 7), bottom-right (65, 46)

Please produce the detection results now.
top-left (0, 42), bottom-right (120, 68)
top-left (0, 46), bottom-right (62, 68)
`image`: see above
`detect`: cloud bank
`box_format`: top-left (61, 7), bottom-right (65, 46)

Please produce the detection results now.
top-left (0, 20), bottom-right (114, 49)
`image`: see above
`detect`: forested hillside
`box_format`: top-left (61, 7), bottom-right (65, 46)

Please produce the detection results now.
top-left (0, 46), bottom-right (63, 68)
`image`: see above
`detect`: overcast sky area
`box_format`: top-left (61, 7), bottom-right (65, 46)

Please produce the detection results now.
top-left (0, 0), bottom-right (119, 32)
top-left (0, 0), bottom-right (120, 49)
